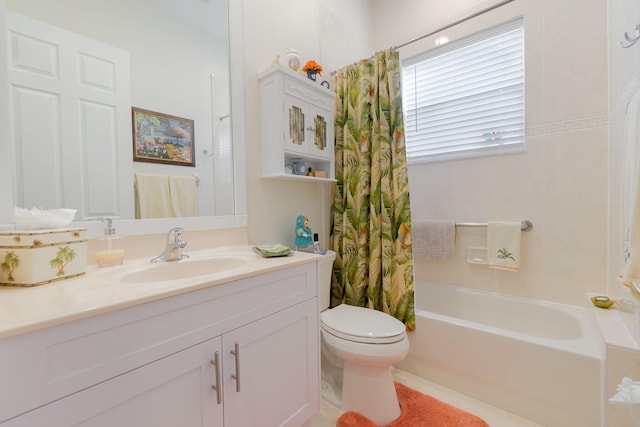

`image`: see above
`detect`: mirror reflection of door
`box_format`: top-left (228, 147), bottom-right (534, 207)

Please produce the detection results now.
top-left (3, 0), bottom-right (233, 221)
top-left (6, 11), bottom-right (134, 219)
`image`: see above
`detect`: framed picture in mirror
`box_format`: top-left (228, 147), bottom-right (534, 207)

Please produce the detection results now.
top-left (132, 107), bottom-right (195, 167)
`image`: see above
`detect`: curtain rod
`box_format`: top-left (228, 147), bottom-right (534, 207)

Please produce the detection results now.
top-left (390, 0), bottom-right (516, 51)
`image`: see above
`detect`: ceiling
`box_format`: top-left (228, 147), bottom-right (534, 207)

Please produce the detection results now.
top-left (146, 0), bottom-right (228, 40)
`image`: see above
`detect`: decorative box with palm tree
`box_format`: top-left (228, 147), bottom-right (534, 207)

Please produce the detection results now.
top-left (0, 228), bottom-right (87, 286)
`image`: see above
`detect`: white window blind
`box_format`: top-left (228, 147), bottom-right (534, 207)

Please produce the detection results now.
top-left (402, 19), bottom-right (524, 162)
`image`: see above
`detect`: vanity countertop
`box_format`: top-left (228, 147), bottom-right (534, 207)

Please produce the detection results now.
top-left (0, 245), bottom-right (321, 339)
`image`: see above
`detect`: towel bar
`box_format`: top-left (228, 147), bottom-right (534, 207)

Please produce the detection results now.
top-left (455, 220), bottom-right (532, 232)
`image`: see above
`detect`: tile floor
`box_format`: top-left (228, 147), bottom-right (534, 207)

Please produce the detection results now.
top-left (310, 368), bottom-right (542, 427)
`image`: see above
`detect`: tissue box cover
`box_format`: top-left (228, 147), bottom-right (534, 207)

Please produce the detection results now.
top-left (0, 228), bottom-right (87, 287)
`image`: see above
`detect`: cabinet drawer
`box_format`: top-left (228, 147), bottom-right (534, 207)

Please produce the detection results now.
top-left (0, 262), bottom-right (317, 422)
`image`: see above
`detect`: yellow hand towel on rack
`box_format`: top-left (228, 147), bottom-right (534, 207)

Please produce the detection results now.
top-left (169, 175), bottom-right (197, 217)
top-left (487, 222), bottom-right (521, 271)
top-left (134, 173), bottom-right (171, 219)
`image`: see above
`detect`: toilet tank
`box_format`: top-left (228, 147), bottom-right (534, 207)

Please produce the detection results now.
top-left (318, 250), bottom-right (336, 311)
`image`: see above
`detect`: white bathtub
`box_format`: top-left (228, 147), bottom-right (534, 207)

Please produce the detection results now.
top-left (397, 281), bottom-right (604, 427)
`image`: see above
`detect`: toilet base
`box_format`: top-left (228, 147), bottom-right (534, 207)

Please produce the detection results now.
top-left (341, 360), bottom-right (401, 424)
top-left (320, 351), bottom-right (343, 408)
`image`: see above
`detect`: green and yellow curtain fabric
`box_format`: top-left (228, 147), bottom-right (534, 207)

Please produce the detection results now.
top-left (330, 50), bottom-right (415, 330)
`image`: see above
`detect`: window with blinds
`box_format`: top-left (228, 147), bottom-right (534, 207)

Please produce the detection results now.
top-left (402, 18), bottom-right (525, 162)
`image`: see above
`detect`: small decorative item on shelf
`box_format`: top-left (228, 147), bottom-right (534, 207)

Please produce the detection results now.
top-left (285, 50), bottom-right (301, 71)
top-left (292, 160), bottom-right (306, 175)
top-left (295, 215), bottom-right (314, 252)
top-left (302, 60), bottom-right (323, 82)
top-left (306, 167), bottom-right (314, 176)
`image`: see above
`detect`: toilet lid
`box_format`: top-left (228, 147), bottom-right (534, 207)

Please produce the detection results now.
top-left (321, 304), bottom-right (407, 344)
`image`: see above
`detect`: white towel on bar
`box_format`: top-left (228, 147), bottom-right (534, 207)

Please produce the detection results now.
top-left (134, 173), bottom-right (171, 219)
top-left (412, 220), bottom-right (456, 259)
top-left (487, 221), bottom-right (521, 271)
top-left (169, 175), bottom-right (197, 217)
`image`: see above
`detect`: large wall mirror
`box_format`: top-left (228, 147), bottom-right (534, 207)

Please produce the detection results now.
top-left (0, 0), bottom-right (247, 234)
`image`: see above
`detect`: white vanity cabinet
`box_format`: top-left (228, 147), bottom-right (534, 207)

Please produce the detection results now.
top-left (0, 262), bottom-right (319, 427)
top-left (259, 65), bottom-right (335, 181)
top-left (222, 298), bottom-right (318, 426)
top-left (3, 337), bottom-right (224, 426)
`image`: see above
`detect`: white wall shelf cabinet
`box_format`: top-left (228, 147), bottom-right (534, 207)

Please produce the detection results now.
top-left (259, 65), bottom-right (336, 182)
top-left (0, 262), bottom-right (319, 427)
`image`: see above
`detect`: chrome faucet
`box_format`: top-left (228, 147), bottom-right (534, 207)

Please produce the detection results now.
top-left (151, 227), bottom-right (188, 263)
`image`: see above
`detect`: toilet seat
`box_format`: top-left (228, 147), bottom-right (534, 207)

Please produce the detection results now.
top-left (321, 304), bottom-right (406, 344)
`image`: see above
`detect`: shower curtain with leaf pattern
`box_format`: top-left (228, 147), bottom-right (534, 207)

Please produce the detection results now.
top-left (329, 50), bottom-right (415, 330)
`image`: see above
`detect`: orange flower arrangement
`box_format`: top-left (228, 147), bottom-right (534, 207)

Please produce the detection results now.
top-left (302, 60), bottom-right (323, 75)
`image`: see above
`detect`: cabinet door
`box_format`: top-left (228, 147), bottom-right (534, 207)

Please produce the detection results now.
top-left (283, 96), bottom-right (334, 161)
top-left (3, 338), bottom-right (223, 427)
top-left (307, 104), bottom-right (333, 160)
top-left (283, 94), bottom-right (308, 155)
top-left (223, 299), bottom-right (319, 427)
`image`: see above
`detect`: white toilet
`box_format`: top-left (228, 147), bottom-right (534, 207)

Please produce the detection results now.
top-left (318, 250), bottom-right (409, 424)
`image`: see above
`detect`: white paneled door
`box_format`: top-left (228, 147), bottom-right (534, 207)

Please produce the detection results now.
top-left (6, 11), bottom-right (133, 219)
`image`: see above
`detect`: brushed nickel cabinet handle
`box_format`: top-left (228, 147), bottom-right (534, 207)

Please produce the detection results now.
top-left (230, 341), bottom-right (241, 392)
top-left (210, 351), bottom-right (222, 404)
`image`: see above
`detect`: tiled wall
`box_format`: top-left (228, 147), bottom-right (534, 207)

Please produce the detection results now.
top-left (245, 0), bottom-right (615, 308)
top-left (606, 0), bottom-right (640, 424)
top-left (607, 345), bottom-right (640, 426)
top-left (373, 0), bottom-right (609, 306)
top-left (607, 0), bottom-right (640, 338)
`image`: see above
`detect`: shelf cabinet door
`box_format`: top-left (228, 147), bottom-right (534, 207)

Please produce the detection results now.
top-left (283, 95), bottom-right (333, 161)
top-left (283, 94), bottom-right (309, 155)
top-left (3, 337), bottom-right (224, 427)
top-left (222, 299), bottom-right (320, 427)
top-left (307, 104), bottom-right (333, 160)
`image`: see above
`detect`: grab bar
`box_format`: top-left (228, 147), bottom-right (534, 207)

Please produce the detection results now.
top-left (455, 220), bottom-right (532, 232)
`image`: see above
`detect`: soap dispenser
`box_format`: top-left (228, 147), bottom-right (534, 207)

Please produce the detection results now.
top-left (96, 217), bottom-right (124, 267)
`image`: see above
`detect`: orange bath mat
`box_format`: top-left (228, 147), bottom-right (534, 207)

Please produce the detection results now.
top-left (336, 382), bottom-right (490, 427)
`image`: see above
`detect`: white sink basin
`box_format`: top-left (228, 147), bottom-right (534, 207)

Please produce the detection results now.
top-left (121, 257), bottom-right (249, 283)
